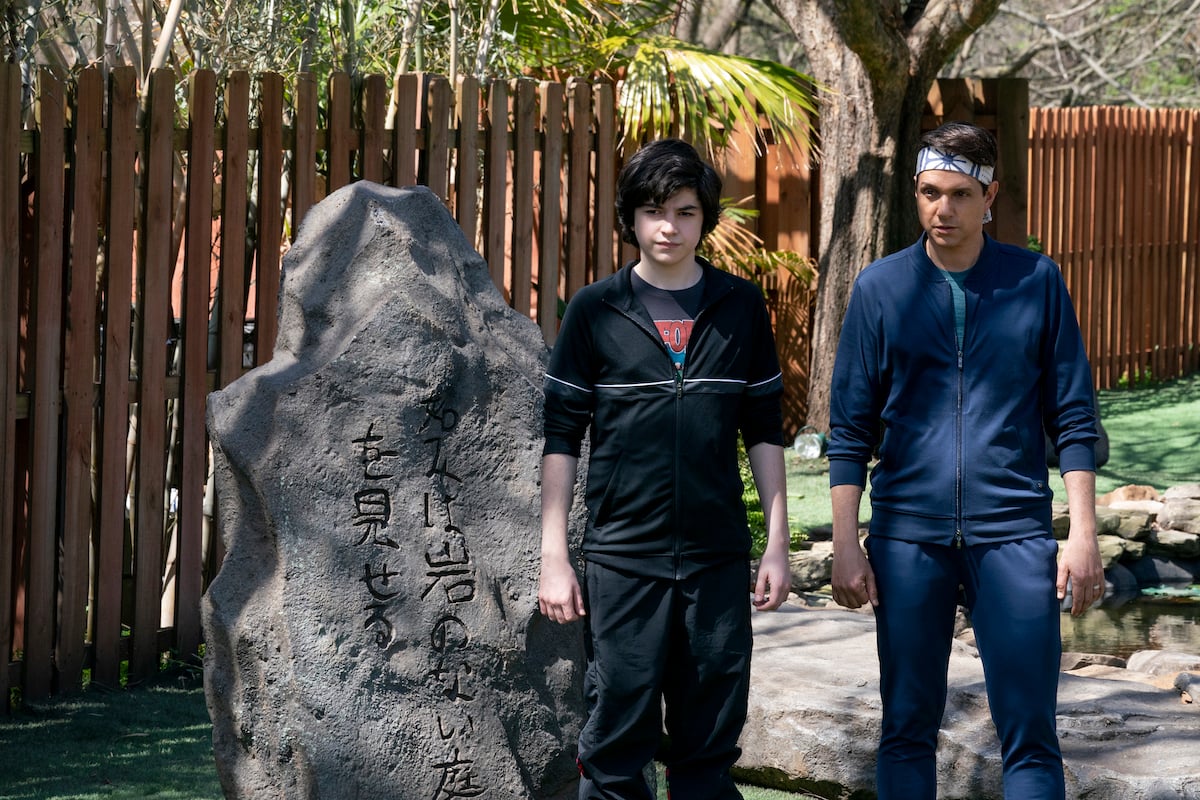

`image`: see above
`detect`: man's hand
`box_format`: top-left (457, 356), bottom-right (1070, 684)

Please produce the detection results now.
top-left (538, 555), bottom-right (585, 623)
top-left (831, 538), bottom-right (879, 609)
top-left (1058, 469), bottom-right (1103, 616)
top-left (830, 484), bottom-right (878, 609)
top-left (1056, 530), bottom-right (1104, 616)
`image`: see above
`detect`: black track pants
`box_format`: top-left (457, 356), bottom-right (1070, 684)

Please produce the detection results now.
top-left (577, 560), bottom-right (752, 800)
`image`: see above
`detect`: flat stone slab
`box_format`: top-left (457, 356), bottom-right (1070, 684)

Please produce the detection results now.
top-left (737, 604), bottom-right (1200, 799)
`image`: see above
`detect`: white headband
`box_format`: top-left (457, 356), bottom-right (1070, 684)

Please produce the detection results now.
top-left (915, 147), bottom-right (995, 185)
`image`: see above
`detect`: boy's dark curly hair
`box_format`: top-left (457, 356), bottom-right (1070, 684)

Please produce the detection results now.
top-left (615, 139), bottom-right (722, 248)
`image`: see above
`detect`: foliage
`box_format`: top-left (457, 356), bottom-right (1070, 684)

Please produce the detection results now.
top-left (1117, 365), bottom-right (1158, 391)
top-left (504, 0), bottom-right (818, 162)
top-left (950, 0), bottom-right (1200, 108)
top-left (702, 201), bottom-right (817, 291)
top-left (738, 440), bottom-right (769, 557)
top-left (739, 439), bottom-right (807, 558)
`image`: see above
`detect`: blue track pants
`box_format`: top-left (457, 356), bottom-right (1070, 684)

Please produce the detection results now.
top-left (865, 535), bottom-right (1065, 800)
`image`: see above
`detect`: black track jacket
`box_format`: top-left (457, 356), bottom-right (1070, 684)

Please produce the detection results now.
top-left (543, 259), bottom-right (785, 579)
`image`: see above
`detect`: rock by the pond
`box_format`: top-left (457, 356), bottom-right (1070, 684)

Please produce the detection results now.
top-left (202, 183), bottom-right (584, 799)
top-left (737, 604), bottom-right (1200, 799)
top-left (1160, 485), bottom-right (1200, 535)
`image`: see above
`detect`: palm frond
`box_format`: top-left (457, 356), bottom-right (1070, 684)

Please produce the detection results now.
top-left (620, 36), bottom-right (819, 163)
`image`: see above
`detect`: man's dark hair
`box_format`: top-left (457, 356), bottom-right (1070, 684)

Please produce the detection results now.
top-left (615, 139), bottom-right (722, 247)
top-left (920, 122), bottom-right (998, 176)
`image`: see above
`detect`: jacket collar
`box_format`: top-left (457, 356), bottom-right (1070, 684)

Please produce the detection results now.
top-left (911, 232), bottom-right (998, 284)
top-left (605, 255), bottom-right (736, 313)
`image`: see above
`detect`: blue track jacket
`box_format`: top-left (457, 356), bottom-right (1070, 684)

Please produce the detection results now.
top-left (828, 235), bottom-right (1099, 546)
top-left (543, 259), bottom-right (784, 579)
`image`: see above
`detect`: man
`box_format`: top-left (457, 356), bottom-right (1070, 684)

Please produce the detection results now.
top-left (538, 138), bottom-right (791, 800)
top-left (828, 122), bottom-right (1103, 799)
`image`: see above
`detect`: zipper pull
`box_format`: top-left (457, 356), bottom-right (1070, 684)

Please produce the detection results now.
top-left (955, 529), bottom-right (963, 549)
top-left (674, 363), bottom-right (684, 397)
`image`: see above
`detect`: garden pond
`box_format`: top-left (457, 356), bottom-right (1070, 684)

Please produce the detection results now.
top-left (1060, 584), bottom-right (1200, 659)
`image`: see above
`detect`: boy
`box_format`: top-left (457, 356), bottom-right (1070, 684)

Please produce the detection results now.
top-left (538, 138), bottom-right (792, 800)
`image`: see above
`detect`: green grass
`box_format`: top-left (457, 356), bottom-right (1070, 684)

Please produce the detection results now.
top-left (1, 375), bottom-right (1194, 800)
top-left (787, 372), bottom-right (1200, 533)
top-left (0, 669), bottom-right (220, 799)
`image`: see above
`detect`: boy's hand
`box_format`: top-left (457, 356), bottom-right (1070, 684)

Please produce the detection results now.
top-left (753, 547), bottom-right (791, 611)
top-left (538, 555), bottom-right (586, 623)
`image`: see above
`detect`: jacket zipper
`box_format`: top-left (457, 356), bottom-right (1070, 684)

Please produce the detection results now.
top-left (955, 346), bottom-right (964, 549)
top-left (607, 300), bottom-right (693, 577)
top-left (953, 280), bottom-right (965, 550)
top-left (606, 276), bottom-right (731, 577)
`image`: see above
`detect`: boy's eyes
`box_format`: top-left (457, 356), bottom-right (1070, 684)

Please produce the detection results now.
top-left (639, 206), bottom-right (695, 215)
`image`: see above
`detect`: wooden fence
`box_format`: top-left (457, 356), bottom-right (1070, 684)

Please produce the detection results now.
top-left (1, 65), bottom-right (1196, 711)
top-left (0, 63), bottom-right (817, 709)
top-left (1030, 107), bottom-right (1200, 388)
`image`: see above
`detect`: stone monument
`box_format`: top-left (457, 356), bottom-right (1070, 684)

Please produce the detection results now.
top-left (203, 183), bottom-right (584, 799)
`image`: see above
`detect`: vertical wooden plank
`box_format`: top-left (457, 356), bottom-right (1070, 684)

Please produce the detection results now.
top-left (291, 73), bottom-right (317, 235)
top-left (1026, 109), bottom-right (1044, 256)
top-left (255, 73), bottom-right (284, 365)
top-left (220, 72), bottom-right (250, 385)
top-left (510, 80), bottom-right (535, 316)
top-left (994, 79), bottom-right (1028, 247)
top-left (130, 68), bottom-right (175, 683)
top-left (1157, 111), bottom-right (1175, 377)
top-left (1098, 107), bottom-right (1118, 387)
top-left (1121, 108), bottom-right (1140, 385)
top-left (593, 79), bottom-right (616, 281)
top-left (719, 122), bottom-right (757, 229)
top-left (455, 76), bottom-right (480, 246)
top-left (58, 66), bottom-right (104, 693)
top-left (771, 131), bottom-right (813, 257)
top-left (482, 80), bottom-right (509, 293)
top-left (1185, 111), bottom-right (1200, 374)
top-left (933, 77), bottom-right (976, 124)
top-left (93, 66), bottom-right (137, 689)
top-left (424, 76), bottom-right (452, 203)
top-left (0, 62), bottom-right (21, 710)
top-left (24, 68), bottom-right (67, 701)
top-left (1156, 108), bottom-right (1176, 376)
top-left (1067, 110), bottom-right (1088, 354)
top-left (564, 79), bottom-right (590, 299)
top-left (176, 69), bottom-right (216, 659)
top-left (391, 74), bottom-right (419, 188)
top-left (327, 72), bottom-right (353, 192)
top-left (1082, 109), bottom-right (1099, 377)
top-left (361, 74), bottom-right (386, 184)
top-left (1176, 110), bottom-right (1191, 375)
top-left (538, 82), bottom-right (564, 342)
top-left (1138, 111), bottom-right (1155, 380)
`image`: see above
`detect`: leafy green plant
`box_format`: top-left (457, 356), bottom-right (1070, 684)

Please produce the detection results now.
top-left (1117, 365), bottom-right (1157, 390)
top-left (739, 439), bottom-right (806, 557)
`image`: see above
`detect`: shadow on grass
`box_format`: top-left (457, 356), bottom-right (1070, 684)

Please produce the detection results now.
top-left (0, 670), bottom-right (222, 800)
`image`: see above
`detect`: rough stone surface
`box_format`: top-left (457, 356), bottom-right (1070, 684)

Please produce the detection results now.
top-left (737, 604), bottom-right (1200, 799)
top-left (202, 183), bottom-right (584, 800)
top-left (1148, 528), bottom-right (1200, 558)
top-left (1161, 497), bottom-right (1200, 535)
top-left (1127, 556), bottom-right (1200, 585)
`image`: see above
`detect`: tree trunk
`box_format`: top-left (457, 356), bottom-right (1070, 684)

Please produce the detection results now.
top-left (769, 0), bottom-right (1003, 432)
